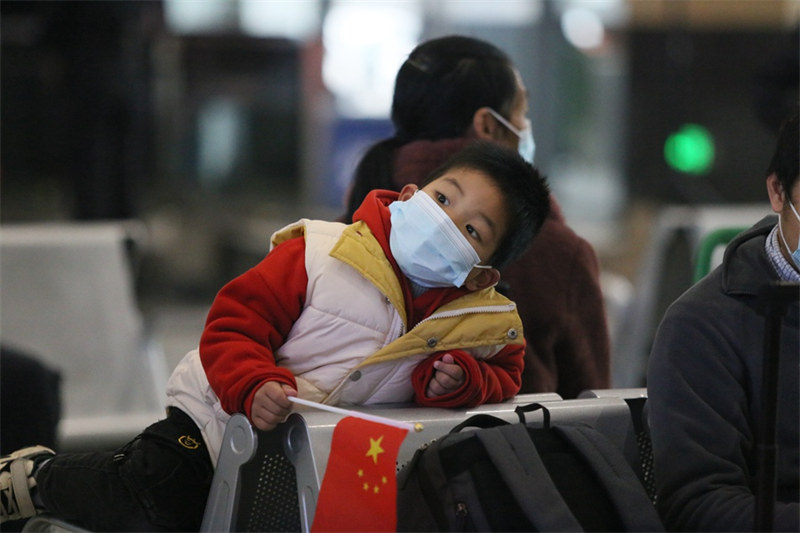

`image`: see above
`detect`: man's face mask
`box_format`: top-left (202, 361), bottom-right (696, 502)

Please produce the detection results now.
top-left (779, 200), bottom-right (800, 269)
top-left (487, 108), bottom-right (535, 165)
top-left (388, 190), bottom-right (491, 288)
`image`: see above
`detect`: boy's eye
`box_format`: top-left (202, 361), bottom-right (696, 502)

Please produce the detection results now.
top-left (466, 224), bottom-right (479, 240)
top-left (435, 192), bottom-right (449, 206)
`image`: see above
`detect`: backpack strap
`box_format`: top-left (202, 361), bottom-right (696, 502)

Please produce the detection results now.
top-left (555, 425), bottom-right (665, 532)
top-left (476, 423), bottom-right (583, 532)
top-left (515, 402), bottom-right (551, 427)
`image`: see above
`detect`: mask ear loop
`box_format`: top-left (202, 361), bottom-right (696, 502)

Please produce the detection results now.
top-left (779, 201), bottom-right (800, 256)
top-left (486, 108), bottom-right (523, 138)
top-left (470, 263), bottom-right (499, 289)
top-left (789, 202), bottom-right (800, 250)
top-left (779, 213), bottom-right (790, 251)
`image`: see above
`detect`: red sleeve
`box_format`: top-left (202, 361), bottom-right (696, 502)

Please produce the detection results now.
top-left (199, 236), bottom-right (307, 417)
top-left (411, 343), bottom-right (524, 407)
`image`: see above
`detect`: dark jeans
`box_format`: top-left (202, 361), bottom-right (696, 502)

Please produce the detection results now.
top-left (36, 407), bottom-right (213, 532)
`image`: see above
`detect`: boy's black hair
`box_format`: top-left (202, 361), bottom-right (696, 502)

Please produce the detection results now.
top-left (423, 141), bottom-right (550, 270)
top-left (766, 108), bottom-right (799, 199)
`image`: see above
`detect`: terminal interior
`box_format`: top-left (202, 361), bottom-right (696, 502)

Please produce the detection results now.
top-left (1, 0), bottom-right (798, 453)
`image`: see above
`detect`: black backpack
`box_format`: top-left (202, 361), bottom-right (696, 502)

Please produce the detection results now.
top-left (396, 403), bottom-right (664, 532)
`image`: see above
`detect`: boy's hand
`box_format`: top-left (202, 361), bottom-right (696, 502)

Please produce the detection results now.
top-left (426, 353), bottom-right (465, 398)
top-left (250, 381), bottom-right (297, 431)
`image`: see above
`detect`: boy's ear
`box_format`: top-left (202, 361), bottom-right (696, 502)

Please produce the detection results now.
top-left (472, 107), bottom-right (500, 141)
top-left (397, 183), bottom-right (419, 201)
top-left (464, 267), bottom-right (501, 292)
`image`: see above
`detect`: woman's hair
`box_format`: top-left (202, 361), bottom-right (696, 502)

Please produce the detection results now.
top-left (344, 36), bottom-right (519, 221)
top-left (424, 141), bottom-right (551, 270)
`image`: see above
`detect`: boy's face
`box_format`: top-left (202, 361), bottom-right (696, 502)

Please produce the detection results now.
top-left (419, 167), bottom-right (510, 267)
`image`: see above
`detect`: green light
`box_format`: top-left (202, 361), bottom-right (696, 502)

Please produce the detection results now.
top-left (664, 123), bottom-right (715, 175)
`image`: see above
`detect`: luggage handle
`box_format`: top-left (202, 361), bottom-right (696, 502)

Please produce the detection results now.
top-left (515, 402), bottom-right (551, 427)
top-left (755, 281), bottom-right (800, 533)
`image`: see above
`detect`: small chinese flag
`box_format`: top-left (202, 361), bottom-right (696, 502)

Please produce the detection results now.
top-left (311, 416), bottom-right (409, 532)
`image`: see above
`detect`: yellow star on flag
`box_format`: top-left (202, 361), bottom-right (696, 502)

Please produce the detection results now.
top-left (366, 435), bottom-right (385, 464)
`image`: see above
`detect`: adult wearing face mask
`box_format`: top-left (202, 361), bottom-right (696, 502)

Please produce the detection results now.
top-left (342, 35), bottom-right (610, 398)
top-left (647, 110), bottom-right (799, 531)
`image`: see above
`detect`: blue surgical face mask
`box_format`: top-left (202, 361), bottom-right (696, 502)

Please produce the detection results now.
top-left (487, 108), bottom-right (535, 164)
top-left (778, 200), bottom-right (800, 269)
top-left (388, 190), bottom-right (491, 288)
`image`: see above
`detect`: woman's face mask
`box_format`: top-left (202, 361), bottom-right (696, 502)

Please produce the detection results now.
top-left (779, 200), bottom-right (800, 269)
top-left (486, 108), bottom-right (535, 165)
top-left (388, 190), bottom-right (491, 288)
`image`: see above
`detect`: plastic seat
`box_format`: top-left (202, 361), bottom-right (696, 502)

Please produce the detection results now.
top-left (205, 392), bottom-right (655, 533)
top-left (20, 516), bottom-right (87, 532)
top-left (205, 393), bottom-right (643, 533)
top-left (692, 226), bottom-right (746, 282)
top-left (0, 221), bottom-right (169, 452)
top-left (21, 391), bottom-right (661, 533)
top-left (579, 388), bottom-right (655, 502)
top-left (201, 412), bottom-right (318, 532)
top-left (613, 204), bottom-right (768, 388)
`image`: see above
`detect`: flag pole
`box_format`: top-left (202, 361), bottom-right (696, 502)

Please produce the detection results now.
top-left (289, 396), bottom-right (423, 432)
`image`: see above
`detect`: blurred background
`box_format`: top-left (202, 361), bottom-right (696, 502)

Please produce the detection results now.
top-left (2, 0), bottom-right (799, 394)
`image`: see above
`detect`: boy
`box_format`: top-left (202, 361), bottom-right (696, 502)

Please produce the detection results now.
top-left (1, 141), bottom-right (550, 531)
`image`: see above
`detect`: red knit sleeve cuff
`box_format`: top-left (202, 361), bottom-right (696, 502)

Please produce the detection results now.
top-left (412, 350), bottom-right (483, 408)
top-left (243, 370), bottom-right (298, 420)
